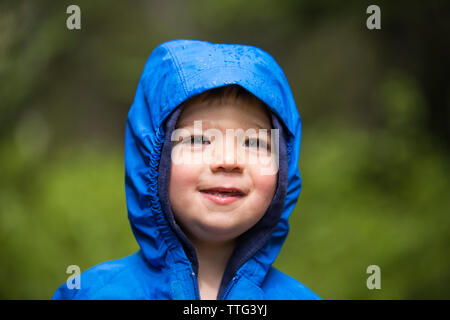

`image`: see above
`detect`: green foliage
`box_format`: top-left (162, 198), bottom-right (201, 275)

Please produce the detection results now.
top-left (0, 143), bottom-right (137, 299)
top-left (276, 124), bottom-right (450, 299)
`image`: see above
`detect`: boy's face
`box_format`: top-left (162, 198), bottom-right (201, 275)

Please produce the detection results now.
top-left (169, 98), bottom-right (278, 244)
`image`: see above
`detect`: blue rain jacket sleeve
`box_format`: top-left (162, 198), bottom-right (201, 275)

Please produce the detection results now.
top-left (52, 39), bottom-right (321, 300)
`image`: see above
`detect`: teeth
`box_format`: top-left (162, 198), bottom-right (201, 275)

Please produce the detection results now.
top-left (202, 190), bottom-right (242, 197)
top-left (216, 192), bottom-right (232, 197)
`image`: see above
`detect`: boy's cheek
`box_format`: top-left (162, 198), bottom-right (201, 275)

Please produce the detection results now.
top-left (245, 152), bottom-right (279, 176)
top-left (169, 163), bottom-right (198, 211)
top-left (250, 167), bottom-right (278, 196)
top-left (169, 161), bottom-right (201, 185)
top-left (171, 146), bottom-right (206, 166)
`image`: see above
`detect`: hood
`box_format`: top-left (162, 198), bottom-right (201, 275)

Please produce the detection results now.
top-left (124, 39), bottom-right (302, 298)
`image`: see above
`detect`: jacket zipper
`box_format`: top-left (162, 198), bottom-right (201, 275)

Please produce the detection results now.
top-left (219, 275), bottom-right (239, 300)
top-left (191, 272), bottom-right (240, 300)
top-left (190, 272), bottom-right (201, 300)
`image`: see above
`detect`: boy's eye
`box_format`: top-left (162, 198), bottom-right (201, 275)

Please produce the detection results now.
top-left (244, 138), bottom-right (269, 150)
top-left (183, 135), bottom-right (210, 146)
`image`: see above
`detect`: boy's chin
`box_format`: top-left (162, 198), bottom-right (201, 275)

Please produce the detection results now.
top-left (192, 224), bottom-right (242, 244)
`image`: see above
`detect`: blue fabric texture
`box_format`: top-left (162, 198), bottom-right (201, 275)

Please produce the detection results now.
top-left (52, 39), bottom-right (321, 300)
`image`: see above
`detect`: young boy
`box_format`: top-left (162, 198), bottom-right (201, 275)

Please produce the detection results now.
top-left (52, 39), bottom-right (320, 300)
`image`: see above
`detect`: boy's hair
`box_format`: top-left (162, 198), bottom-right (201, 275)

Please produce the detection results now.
top-left (179, 84), bottom-right (270, 115)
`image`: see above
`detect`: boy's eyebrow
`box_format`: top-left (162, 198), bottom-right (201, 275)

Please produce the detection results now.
top-left (243, 121), bottom-right (269, 130)
top-left (176, 119), bottom-right (272, 130)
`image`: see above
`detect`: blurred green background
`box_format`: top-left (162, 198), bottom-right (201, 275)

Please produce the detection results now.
top-left (1, 0), bottom-right (449, 299)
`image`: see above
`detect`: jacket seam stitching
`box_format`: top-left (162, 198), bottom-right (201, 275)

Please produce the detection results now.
top-left (163, 44), bottom-right (189, 97)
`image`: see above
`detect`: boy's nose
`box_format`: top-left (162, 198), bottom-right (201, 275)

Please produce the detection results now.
top-left (209, 139), bottom-right (244, 173)
top-left (210, 158), bottom-right (243, 173)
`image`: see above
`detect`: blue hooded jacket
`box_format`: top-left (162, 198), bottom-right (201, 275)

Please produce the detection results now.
top-left (52, 39), bottom-right (320, 300)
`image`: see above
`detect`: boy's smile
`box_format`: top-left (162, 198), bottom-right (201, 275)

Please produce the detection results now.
top-left (199, 186), bottom-right (246, 205)
top-left (169, 95), bottom-right (278, 243)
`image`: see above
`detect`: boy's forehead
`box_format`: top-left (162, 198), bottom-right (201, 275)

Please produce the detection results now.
top-left (176, 100), bottom-right (272, 129)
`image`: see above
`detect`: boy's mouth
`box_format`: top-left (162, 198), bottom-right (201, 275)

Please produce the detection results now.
top-left (199, 187), bottom-right (246, 205)
top-left (199, 187), bottom-right (245, 197)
